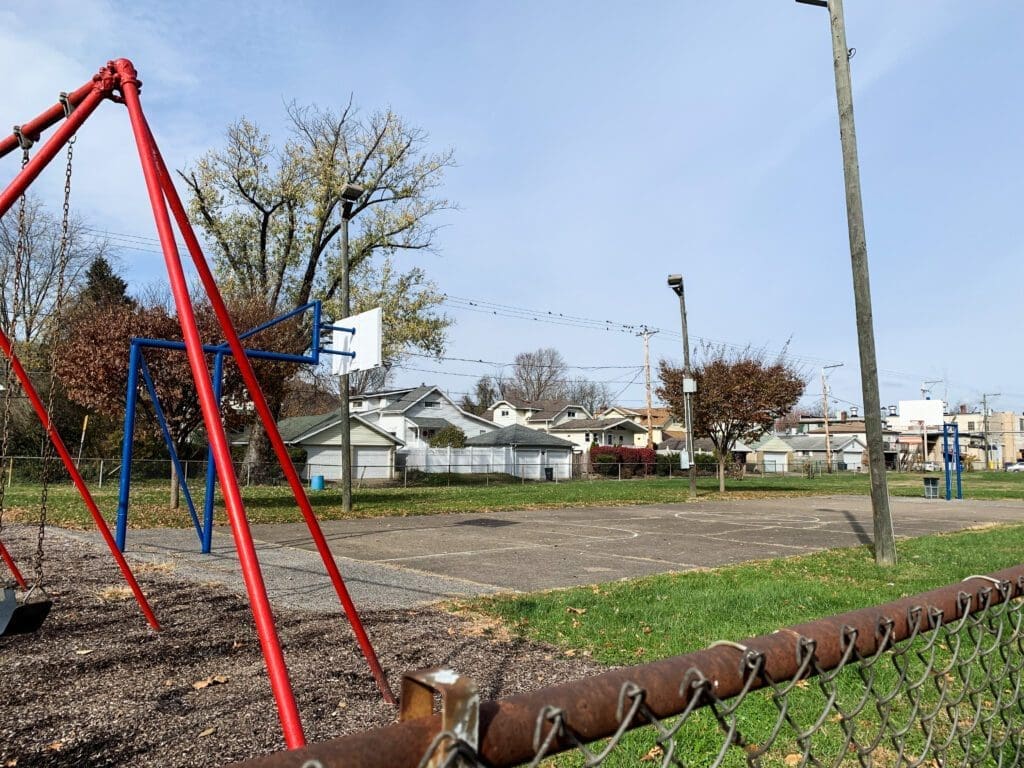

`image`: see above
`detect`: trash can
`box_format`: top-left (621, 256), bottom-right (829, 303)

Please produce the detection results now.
top-left (923, 476), bottom-right (939, 499)
top-left (544, 467), bottom-right (554, 481)
top-left (310, 474), bottom-right (325, 491)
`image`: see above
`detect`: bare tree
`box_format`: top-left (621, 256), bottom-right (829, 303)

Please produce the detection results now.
top-left (659, 343), bottom-right (806, 492)
top-left (504, 348), bottom-right (569, 402)
top-left (0, 195), bottom-right (103, 347)
top-left (181, 103), bottom-right (454, 311)
top-left (564, 377), bottom-right (611, 413)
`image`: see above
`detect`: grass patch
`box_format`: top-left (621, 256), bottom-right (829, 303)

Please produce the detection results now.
top-left (459, 524), bottom-right (1024, 664)
top-left (455, 525), bottom-right (1024, 767)
top-left (2, 471), bottom-right (1022, 529)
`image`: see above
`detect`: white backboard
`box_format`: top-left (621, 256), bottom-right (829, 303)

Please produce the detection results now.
top-left (331, 307), bottom-right (383, 375)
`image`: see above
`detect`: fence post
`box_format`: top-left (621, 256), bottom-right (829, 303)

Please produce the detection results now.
top-left (98, 458), bottom-right (104, 488)
top-left (403, 465), bottom-right (407, 488)
top-left (618, 462), bottom-right (622, 482)
top-left (6, 458), bottom-right (12, 489)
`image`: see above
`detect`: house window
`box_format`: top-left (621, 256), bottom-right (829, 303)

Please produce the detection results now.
top-left (352, 400), bottom-right (363, 410)
top-left (606, 434), bottom-right (613, 445)
top-left (584, 432), bottom-right (591, 442)
top-left (968, 421), bottom-right (975, 431)
top-left (424, 401), bottom-right (440, 408)
top-left (567, 410), bottom-right (576, 418)
top-left (501, 410), bottom-right (509, 417)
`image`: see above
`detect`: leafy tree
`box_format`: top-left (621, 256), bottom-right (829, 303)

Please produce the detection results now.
top-left (429, 425), bottom-right (466, 448)
top-left (76, 256), bottom-right (133, 309)
top-left (460, 375), bottom-right (500, 416)
top-left (658, 343), bottom-right (805, 492)
top-left (181, 101), bottom-right (455, 468)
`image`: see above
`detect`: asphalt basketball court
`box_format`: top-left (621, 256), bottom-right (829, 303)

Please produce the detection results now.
top-left (98, 494), bottom-right (1024, 611)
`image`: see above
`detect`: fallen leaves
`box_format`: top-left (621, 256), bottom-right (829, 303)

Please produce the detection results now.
top-left (193, 674), bottom-right (230, 690)
top-left (641, 744), bottom-right (664, 761)
top-left (566, 606), bottom-right (587, 615)
top-left (198, 727), bottom-right (217, 738)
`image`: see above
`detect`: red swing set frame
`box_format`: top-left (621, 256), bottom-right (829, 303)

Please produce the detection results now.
top-left (0, 59), bottom-right (393, 749)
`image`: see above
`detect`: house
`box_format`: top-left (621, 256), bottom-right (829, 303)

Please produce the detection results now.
top-left (800, 414), bottom-right (900, 469)
top-left (748, 434), bottom-right (794, 473)
top-left (782, 434), bottom-right (865, 470)
top-left (947, 406), bottom-right (1024, 469)
top-left (488, 397), bottom-right (591, 431)
top-left (598, 405), bottom-right (676, 446)
top-left (353, 385), bottom-right (497, 448)
top-left (549, 417), bottom-right (648, 451)
top-left (658, 436), bottom-right (753, 466)
top-left (465, 424), bottom-right (575, 480)
top-left (274, 411), bottom-right (405, 480)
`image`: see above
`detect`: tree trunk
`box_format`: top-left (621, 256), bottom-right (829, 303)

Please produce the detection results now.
top-left (718, 456), bottom-right (726, 493)
top-left (169, 463), bottom-right (180, 510)
top-left (242, 417), bottom-right (274, 485)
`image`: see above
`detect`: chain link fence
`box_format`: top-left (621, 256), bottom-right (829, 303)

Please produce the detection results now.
top-left (235, 566), bottom-right (1024, 768)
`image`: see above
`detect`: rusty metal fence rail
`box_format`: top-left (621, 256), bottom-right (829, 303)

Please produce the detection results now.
top-left (233, 564), bottom-right (1024, 768)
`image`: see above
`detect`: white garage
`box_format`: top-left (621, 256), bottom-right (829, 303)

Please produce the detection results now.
top-left (278, 411), bottom-right (404, 481)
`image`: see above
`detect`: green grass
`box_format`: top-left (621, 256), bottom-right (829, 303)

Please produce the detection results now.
top-left (2, 470), bottom-right (1022, 529)
top-left (454, 525), bottom-right (1024, 767)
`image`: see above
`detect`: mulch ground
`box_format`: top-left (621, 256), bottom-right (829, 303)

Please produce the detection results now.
top-left (0, 525), bottom-right (605, 767)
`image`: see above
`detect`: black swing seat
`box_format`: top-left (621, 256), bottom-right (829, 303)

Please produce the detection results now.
top-left (0, 584), bottom-right (52, 637)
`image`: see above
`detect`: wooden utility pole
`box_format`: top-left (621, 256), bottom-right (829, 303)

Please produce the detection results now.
top-left (800, 0), bottom-right (896, 564)
top-left (639, 327), bottom-right (658, 448)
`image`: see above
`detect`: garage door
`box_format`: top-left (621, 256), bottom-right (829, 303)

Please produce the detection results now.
top-left (353, 447), bottom-right (392, 479)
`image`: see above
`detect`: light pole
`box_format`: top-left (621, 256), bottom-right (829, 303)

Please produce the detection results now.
top-left (797, 0), bottom-right (896, 566)
top-left (667, 274), bottom-right (697, 499)
top-left (339, 182), bottom-right (365, 514)
top-left (821, 363), bottom-right (843, 472)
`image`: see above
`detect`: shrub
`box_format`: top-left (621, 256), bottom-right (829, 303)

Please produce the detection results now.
top-left (429, 426), bottom-right (467, 448)
top-left (590, 445), bottom-right (656, 476)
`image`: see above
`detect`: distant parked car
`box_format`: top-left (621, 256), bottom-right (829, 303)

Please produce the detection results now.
top-left (922, 462), bottom-right (937, 472)
top-left (1005, 461), bottom-right (1024, 473)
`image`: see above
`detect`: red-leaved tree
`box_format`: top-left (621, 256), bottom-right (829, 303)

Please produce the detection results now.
top-left (658, 344), bottom-right (805, 492)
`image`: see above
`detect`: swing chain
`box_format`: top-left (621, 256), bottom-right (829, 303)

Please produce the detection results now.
top-left (0, 139), bottom-right (34, 542)
top-left (34, 118), bottom-right (77, 585)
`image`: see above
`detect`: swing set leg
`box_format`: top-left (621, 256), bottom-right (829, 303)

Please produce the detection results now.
top-left (0, 539), bottom-right (27, 588)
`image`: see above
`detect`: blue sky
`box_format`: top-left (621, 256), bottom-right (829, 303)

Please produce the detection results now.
top-left (2, 1), bottom-right (1022, 415)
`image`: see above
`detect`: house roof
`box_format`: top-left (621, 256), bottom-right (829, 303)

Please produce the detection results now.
top-left (552, 417), bottom-right (647, 433)
top-left (488, 397), bottom-right (587, 421)
top-left (749, 434), bottom-right (793, 452)
top-left (381, 385), bottom-right (438, 414)
top-left (272, 410), bottom-right (405, 446)
top-left (466, 424), bottom-right (574, 449)
top-left (783, 434), bottom-right (863, 453)
top-left (807, 420), bottom-right (899, 435)
top-left (601, 405), bottom-right (674, 426)
top-left (407, 416), bottom-right (454, 431)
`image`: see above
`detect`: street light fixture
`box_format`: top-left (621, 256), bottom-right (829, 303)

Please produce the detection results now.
top-left (338, 182), bottom-right (366, 514)
top-left (667, 274), bottom-right (697, 499)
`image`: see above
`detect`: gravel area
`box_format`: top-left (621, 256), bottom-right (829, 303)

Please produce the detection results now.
top-left (0, 525), bottom-right (605, 767)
